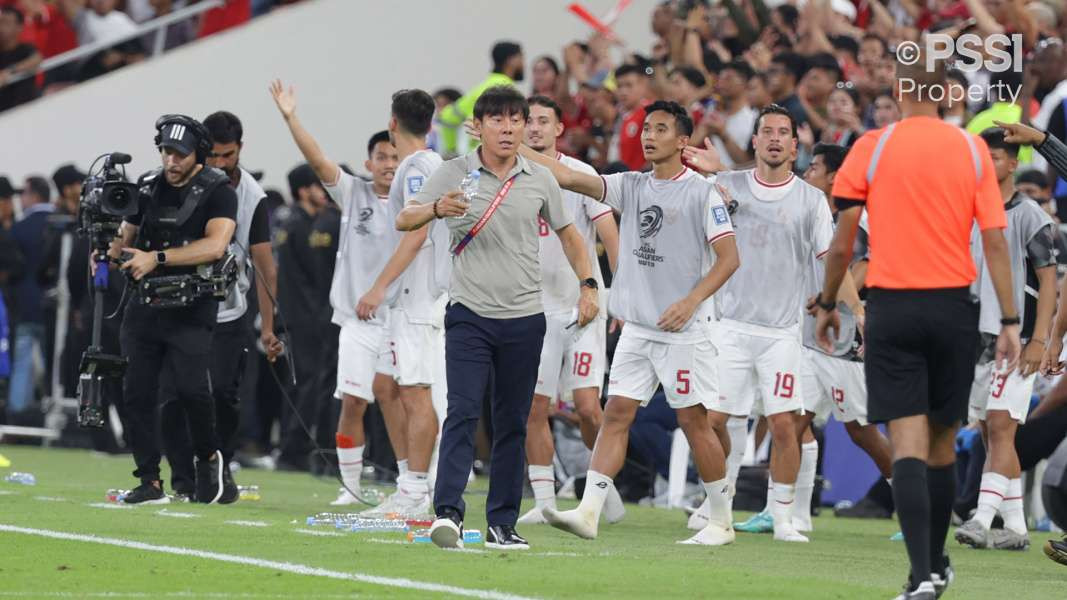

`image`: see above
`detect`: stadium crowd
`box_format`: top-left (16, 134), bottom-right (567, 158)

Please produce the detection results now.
top-left (2, 0), bottom-right (1067, 581)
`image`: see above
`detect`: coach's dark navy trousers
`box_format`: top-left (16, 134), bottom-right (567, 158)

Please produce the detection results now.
top-left (434, 302), bottom-right (546, 526)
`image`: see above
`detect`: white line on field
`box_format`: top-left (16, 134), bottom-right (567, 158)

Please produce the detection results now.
top-left (529, 552), bottom-right (580, 557)
top-left (156, 509), bottom-right (199, 519)
top-left (224, 520), bottom-right (269, 528)
top-left (0, 524), bottom-right (537, 600)
top-left (0, 490), bottom-right (16, 495)
top-left (86, 502), bottom-right (132, 510)
top-left (33, 496), bottom-right (66, 502)
top-left (293, 528), bottom-right (343, 537)
top-left (367, 538), bottom-right (407, 545)
top-left (0, 593), bottom-right (367, 598)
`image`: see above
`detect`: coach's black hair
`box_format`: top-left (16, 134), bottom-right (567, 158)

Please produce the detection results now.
top-left (812, 143), bottom-right (848, 174)
top-left (473, 85), bottom-right (529, 121)
top-left (646, 100), bottom-right (694, 137)
top-left (492, 41), bottom-right (523, 72)
top-left (367, 130), bottom-right (392, 157)
top-left (391, 88), bottom-right (435, 136)
top-left (671, 65), bottom-right (707, 89)
top-left (528, 95), bottom-right (563, 122)
top-left (203, 111), bottom-right (243, 145)
top-left (981, 127), bottom-right (1021, 160)
top-left (753, 104), bottom-right (799, 139)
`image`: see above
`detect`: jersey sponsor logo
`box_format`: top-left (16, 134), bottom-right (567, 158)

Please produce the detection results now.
top-left (359, 208), bottom-right (373, 222)
top-left (625, 122), bottom-right (639, 137)
top-left (406, 175), bottom-right (424, 195)
top-left (712, 205), bottom-right (729, 225)
top-left (638, 206), bottom-right (663, 239)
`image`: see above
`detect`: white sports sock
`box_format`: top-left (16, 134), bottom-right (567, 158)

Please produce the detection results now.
top-left (726, 417), bottom-right (748, 490)
top-left (399, 471), bottom-right (429, 499)
top-left (397, 459), bottom-right (409, 478)
top-left (336, 445), bottom-right (363, 493)
top-left (579, 471), bottom-right (612, 522)
top-left (770, 482), bottom-right (796, 529)
top-left (795, 440), bottom-right (819, 522)
top-left (703, 478), bottom-right (732, 527)
top-left (974, 472), bottom-right (1009, 530)
top-left (762, 476), bottom-right (775, 513)
top-left (529, 465), bottom-right (557, 511)
top-left (1001, 477), bottom-right (1027, 535)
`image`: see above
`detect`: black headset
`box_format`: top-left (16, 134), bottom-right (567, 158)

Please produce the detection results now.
top-left (154, 114), bottom-right (213, 163)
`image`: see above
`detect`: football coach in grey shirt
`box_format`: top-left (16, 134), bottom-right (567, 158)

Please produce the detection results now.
top-left (396, 86), bottom-right (599, 551)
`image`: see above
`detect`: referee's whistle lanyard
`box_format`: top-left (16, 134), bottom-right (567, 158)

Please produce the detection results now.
top-left (452, 174), bottom-right (518, 256)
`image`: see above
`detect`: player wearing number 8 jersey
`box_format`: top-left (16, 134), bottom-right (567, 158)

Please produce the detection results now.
top-left (518, 96), bottom-right (625, 526)
top-left (521, 100), bottom-right (741, 546)
top-left (954, 129), bottom-right (1057, 552)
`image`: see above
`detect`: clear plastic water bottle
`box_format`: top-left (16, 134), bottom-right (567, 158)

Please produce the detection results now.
top-left (4, 472), bottom-right (36, 485)
top-left (307, 512), bottom-right (359, 527)
top-left (238, 485), bottom-right (260, 501)
top-left (457, 170), bottom-right (479, 218)
top-left (350, 518), bottom-right (409, 533)
top-left (360, 488), bottom-right (386, 505)
top-left (106, 489), bottom-right (129, 502)
top-left (463, 529), bottom-right (483, 545)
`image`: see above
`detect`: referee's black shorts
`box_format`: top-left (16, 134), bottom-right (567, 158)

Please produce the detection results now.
top-left (864, 287), bottom-right (979, 426)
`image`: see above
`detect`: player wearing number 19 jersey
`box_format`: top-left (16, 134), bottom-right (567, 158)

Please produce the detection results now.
top-left (955, 129), bottom-right (1057, 552)
top-left (706, 106), bottom-right (835, 544)
top-left (518, 96), bottom-right (625, 526)
top-left (520, 100), bottom-right (741, 546)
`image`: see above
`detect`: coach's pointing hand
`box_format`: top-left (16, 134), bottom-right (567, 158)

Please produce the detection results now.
top-left (995, 121), bottom-right (1046, 147)
top-left (658, 295), bottom-right (698, 332)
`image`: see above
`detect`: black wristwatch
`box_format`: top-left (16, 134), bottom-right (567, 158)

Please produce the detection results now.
top-left (580, 278), bottom-right (598, 290)
top-left (817, 294), bottom-right (836, 311)
top-left (156, 251), bottom-right (167, 265)
top-left (1001, 316), bottom-right (1021, 326)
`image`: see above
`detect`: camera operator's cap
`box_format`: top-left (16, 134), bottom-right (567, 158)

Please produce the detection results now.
top-left (158, 120), bottom-right (202, 157)
top-left (0, 176), bottom-right (18, 199)
top-left (52, 164), bottom-right (86, 190)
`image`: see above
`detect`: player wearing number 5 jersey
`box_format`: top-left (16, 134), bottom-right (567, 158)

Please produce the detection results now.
top-left (954, 129), bottom-right (1057, 552)
top-left (518, 96), bottom-right (624, 526)
top-left (521, 100), bottom-right (741, 546)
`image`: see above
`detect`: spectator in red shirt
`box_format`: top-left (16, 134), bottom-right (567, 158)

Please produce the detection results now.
top-left (611, 63), bottom-right (652, 171)
top-left (0, 5), bottom-right (40, 112)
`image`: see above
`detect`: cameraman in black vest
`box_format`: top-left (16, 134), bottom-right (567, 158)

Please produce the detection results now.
top-left (109, 115), bottom-right (238, 504)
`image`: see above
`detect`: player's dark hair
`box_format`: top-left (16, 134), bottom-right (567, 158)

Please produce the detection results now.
top-left (203, 111), bottom-right (243, 145)
top-left (646, 100), bottom-right (694, 137)
top-left (473, 85), bottom-right (529, 121)
top-left (721, 59), bottom-right (755, 81)
top-left (771, 52), bottom-right (807, 83)
top-left (1016, 168), bottom-right (1050, 189)
top-left (754, 104), bottom-right (799, 139)
top-left (391, 88), bottom-right (435, 136)
top-left (670, 65), bottom-right (707, 89)
top-left (367, 130), bottom-right (392, 157)
top-left (812, 143), bottom-right (848, 174)
top-left (492, 41), bottom-right (522, 72)
top-left (528, 95), bottom-right (563, 122)
top-left (981, 127), bottom-right (1020, 160)
top-left (0, 6), bottom-right (24, 24)
top-left (615, 63), bottom-right (649, 80)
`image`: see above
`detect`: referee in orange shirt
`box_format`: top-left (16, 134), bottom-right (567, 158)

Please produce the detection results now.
top-left (815, 56), bottom-right (1022, 600)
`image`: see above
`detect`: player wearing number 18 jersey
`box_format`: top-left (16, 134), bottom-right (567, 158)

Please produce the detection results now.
top-left (521, 100), bottom-right (741, 546)
top-left (518, 96), bottom-right (625, 526)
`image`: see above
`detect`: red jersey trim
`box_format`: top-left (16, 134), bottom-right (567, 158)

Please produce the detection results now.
top-left (707, 231), bottom-right (736, 244)
top-left (753, 172), bottom-right (795, 188)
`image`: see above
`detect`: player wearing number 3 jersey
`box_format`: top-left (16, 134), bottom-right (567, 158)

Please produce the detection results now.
top-left (521, 100), bottom-right (741, 546)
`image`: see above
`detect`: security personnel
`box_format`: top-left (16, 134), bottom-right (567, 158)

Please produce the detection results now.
top-left (110, 114), bottom-right (238, 504)
top-left (309, 180), bottom-right (341, 464)
top-left (274, 163), bottom-right (328, 471)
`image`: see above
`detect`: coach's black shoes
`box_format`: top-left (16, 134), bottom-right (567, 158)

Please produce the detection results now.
top-left (196, 450), bottom-right (224, 504)
top-left (486, 526), bottom-right (530, 550)
top-left (430, 510), bottom-right (463, 549)
top-left (218, 462), bottom-right (239, 504)
top-left (123, 481), bottom-right (170, 505)
top-left (892, 580), bottom-right (935, 600)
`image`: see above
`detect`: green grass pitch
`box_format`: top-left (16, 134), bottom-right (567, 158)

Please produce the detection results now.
top-left (0, 445), bottom-right (1062, 599)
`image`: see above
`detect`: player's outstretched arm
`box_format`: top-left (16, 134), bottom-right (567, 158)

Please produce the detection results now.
top-left (658, 235), bottom-right (739, 332)
top-left (270, 79), bottom-right (340, 186)
top-left (518, 145), bottom-right (605, 200)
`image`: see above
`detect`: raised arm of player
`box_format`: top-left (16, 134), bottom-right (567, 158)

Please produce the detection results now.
top-left (518, 145), bottom-right (605, 200)
top-left (659, 235), bottom-right (740, 332)
top-left (270, 79), bottom-right (340, 186)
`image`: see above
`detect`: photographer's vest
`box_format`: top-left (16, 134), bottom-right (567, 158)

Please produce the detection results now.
top-left (137, 166), bottom-right (230, 278)
top-left (217, 168), bottom-right (263, 324)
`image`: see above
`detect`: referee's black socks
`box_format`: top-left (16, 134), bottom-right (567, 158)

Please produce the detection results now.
top-left (927, 464), bottom-right (956, 574)
top-left (893, 457), bottom-right (932, 584)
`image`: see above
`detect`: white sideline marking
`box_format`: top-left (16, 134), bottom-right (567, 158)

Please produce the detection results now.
top-left (293, 528), bottom-right (343, 537)
top-left (0, 490), bottom-right (16, 495)
top-left (156, 509), bottom-right (199, 519)
top-left (0, 593), bottom-right (366, 598)
top-left (530, 552), bottom-right (580, 557)
top-left (87, 502), bottom-right (132, 510)
top-left (224, 520), bottom-right (269, 528)
top-left (0, 524), bottom-right (537, 600)
top-left (33, 496), bottom-right (66, 502)
top-left (367, 538), bottom-right (406, 545)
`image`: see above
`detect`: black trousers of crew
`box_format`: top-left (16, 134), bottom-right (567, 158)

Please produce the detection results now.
top-left (159, 316), bottom-right (250, 493)
top-left (278, 321), bottom-right (323, 467)
top-left (120, 312), bottom-right (219, 483)
top-left (434, 302), bottom-right (545, 526)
